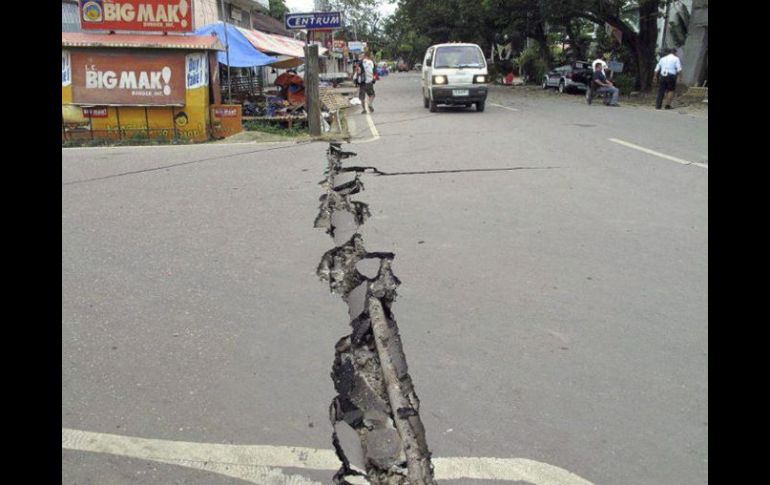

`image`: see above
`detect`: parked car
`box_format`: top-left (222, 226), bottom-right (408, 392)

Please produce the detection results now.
top-left (397, 60), bottom-right (410, 72)
top-left (542, 61), bottom-right (592, 93)
top-left (421, 43), bottom-right (489, 112)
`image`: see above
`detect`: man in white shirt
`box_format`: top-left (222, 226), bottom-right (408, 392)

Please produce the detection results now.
top-left (653, 48), bottom-right (683, 110)
top-left (359, 52), bottom-right (376, 114)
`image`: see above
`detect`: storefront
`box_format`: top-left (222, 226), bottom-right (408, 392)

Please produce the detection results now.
top-left (193, 22), bottom-right (279, 102)
top-left (62, 33), bottom-right (227, 142)
top-left (193, 22), bottom-right (322, 129)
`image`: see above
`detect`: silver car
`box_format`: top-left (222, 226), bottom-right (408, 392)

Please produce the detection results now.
top-left (542, 61), bottom-right (592, 93)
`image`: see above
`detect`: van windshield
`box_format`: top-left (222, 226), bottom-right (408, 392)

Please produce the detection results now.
top-left (434, 46), bottom-right (485, 69)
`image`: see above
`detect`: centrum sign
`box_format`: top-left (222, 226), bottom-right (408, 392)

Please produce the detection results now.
top-left (79, 0), bottom-right (194, 32)
top-left (284, 11), bottom-right (342, 30)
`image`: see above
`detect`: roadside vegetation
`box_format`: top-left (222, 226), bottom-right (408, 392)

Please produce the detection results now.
top-left (62, 133), bottom-right (194, 148)
top-left (243, 119), bottom-right (308, 137)
top-left (323, 0), bottom-right (688, 93)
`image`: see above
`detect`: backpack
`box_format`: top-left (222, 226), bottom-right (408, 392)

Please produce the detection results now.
top-left (353, 63), bottom-right (362, 86)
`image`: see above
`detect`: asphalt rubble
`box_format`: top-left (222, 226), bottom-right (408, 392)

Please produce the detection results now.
top-left (315, 143), bottom-right (436, 485)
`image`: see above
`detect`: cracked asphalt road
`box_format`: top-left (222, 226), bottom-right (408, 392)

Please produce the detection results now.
top-left (62, 72), bottom-right (707, 485)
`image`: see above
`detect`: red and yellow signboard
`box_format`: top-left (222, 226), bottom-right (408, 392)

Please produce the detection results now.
top-left (82, 106), bottom-right (109, 117)
top-left (71, 49), bottom-right (186, 106)
top-left (210, 104), bottom-right (242, 138)
top-left (79, 0), bottom-right (194, 32)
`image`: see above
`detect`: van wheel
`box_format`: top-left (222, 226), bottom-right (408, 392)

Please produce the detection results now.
top-left (429, 99), bottom-right (437, 112)
top-left (476, 101), bottom-right (485, 112)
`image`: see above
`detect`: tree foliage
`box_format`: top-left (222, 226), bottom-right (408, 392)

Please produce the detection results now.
top-left (384, 0), bottom-right (670, 91)
top-left (324, 0), bottom-right (387, 43)
top-left (268, 0), bottom-right (289, 21)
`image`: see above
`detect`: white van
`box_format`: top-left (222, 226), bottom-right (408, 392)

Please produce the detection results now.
top-left (421, 43), bottom-right (489, 112)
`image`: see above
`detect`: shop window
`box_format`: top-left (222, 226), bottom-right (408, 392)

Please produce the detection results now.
top-left (62, 1), bottom-right (81, 32)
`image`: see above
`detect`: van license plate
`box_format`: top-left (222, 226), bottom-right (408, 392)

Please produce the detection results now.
top-left (452, 89), bottom-right (469, 96)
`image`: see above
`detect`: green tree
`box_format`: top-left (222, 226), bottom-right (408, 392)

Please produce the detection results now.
top-left (554, 0), bottom-right (664, 90)
top-left (268, 0), bottom-right (289, 21)
top-left (388, 0), bottom-right (668, 91)
top-left (381, 9), bottom-right (432, 64)
top-left (323, 0), bottom-right (387, 43)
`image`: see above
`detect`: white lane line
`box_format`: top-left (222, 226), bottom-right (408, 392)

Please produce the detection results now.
top-left (609, 138), bottom-right (708, 169)
top-left (62, 428), bottom-right (595, 485)
top-left (346, 111), bottom-right (380, 144)
top-left (62, 428), bottom-right (329, 485)
top-left (364, 111), bottom-right (380, 141)
top-left (490, 103), bottom-right (519, 111)
top-left (433, 457), bottom-right (594, 485)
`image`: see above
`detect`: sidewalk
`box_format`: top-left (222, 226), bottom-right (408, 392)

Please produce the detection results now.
top-left (488, 83), bottom-right (708, 117)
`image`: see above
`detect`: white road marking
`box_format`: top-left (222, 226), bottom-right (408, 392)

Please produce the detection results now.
top-left (362, 111), bottom-right (380, 142)
top-left (345, 111), bottom-right (380, 144)
top-left (62, 428), bottom-right (595, 485)
top-left (609, 138), bottom-right (708, 169)
top-left (490, 103), bottom-right (519, 111)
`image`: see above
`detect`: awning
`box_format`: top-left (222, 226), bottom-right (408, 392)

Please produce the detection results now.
top-left (268, 55), bottom-right (305, 69)
top-left (236, 26), bottom-right (326, 58)
top-left (193, 23), bottom-right (278, 67)
top-left (62, 32), bottom-right (224, 51)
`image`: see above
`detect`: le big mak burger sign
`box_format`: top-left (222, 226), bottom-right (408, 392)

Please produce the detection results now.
top-left (70, 50), bottom-right (187, 105)
top-left (79, 0), bottom-right (193, 32)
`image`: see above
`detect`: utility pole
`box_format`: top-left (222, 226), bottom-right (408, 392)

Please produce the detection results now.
top-left (305, 44), bottom-right (321, 136)
top-left (219, 0), bottom-right (232, 104)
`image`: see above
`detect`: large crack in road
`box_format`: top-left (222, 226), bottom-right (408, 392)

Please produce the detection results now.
top-left (316, 143), bottom-right (436, 485)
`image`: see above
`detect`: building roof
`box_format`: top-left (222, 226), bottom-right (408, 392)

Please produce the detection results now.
top-left (250, 12), bottom-right (292, 37)
top-left (237, 26), bottom-right (315, 58)
top-left (61, 33), bottom-right (224, 51)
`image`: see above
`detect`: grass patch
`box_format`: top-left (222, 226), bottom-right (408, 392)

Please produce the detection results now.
top-left (62, 138), bottom-right (113, 148)
top-left (62, 133), bottom-right (194, 148)
top-left (612, 74), bottom-right (636, 96)
top-left (244, 119), bottom-right (307, 137)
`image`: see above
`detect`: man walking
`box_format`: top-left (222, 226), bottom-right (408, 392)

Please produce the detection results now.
top-left (653, 48), bottom-right (683, 110)
top-left (359, 52), bottom-right (376, 114)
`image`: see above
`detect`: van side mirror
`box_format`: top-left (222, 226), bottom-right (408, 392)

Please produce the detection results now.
top-left (426, 59), bottom-right (432, 67)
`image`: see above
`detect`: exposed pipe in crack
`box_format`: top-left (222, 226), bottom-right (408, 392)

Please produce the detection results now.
top-left (316, 143), bottom-right (436, 485)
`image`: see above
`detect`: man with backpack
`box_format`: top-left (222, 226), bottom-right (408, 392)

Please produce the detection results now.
top-left (359, 52), bottom-right (376, 114)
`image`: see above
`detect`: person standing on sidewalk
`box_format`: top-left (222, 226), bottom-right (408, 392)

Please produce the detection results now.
top-left (653, 48), bottom-right (683, 110)
top-left (359, 52), bottom-right (376, 114)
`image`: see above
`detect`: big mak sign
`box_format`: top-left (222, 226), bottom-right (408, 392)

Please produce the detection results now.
top-left (79, 0), bottom-right (194, 32)
top-left (71, 49), bottom-right (186, 106)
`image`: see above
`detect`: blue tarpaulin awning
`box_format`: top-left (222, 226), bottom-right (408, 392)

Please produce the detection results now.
top-left (193, 22), bottom-right (278, 67)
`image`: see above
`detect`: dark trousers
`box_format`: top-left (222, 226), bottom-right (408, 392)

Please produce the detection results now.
top-left (656, 74), bottom-right (677, 109)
